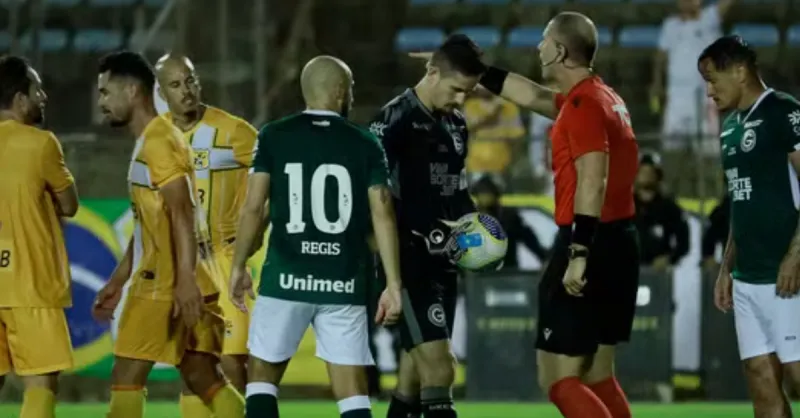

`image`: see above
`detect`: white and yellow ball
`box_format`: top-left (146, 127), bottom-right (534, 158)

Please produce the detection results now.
top-left (453, 212), bottom-right (508, 271)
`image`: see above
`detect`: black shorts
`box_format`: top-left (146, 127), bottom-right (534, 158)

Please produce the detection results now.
top-left (536, 219), bottom-right (640, 356)
top-left (380, 244), bottom-right (458, 352)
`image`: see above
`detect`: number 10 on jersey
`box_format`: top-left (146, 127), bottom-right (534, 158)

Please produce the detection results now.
top-left (284, 163), bottom-right (353, 235)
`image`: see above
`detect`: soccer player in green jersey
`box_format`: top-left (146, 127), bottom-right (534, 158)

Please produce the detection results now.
top-left (228, 55), bottom-right (403, 418)
top-left (700, 35), bottom-right (800, 417)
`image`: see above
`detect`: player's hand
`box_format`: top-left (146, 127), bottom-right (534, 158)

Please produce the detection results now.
top-left (173, 277), bottom-right (203, 328)
top-left (776, 254), bottom-right (800, 298)
top-left (411, 219), bottom-right (471, 263)
top-left (562, 256), bottom-right (587, 297)
top-left (408, 52), bottom-right (433, 60)
top-left (92, 279), bottom-right (124, 322)
top-left (375, 285), bottom-right (403, 326)
top-left (230, 266), bottom-right (255, 313)
top-left (713, 267), bottom-right (733, 313)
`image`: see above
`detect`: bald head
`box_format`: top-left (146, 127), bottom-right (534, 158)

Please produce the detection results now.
top-left (154, 53), bottom-right (201, 118)
top-left (301, 55), bottom-right (353, 112)
top-left (548, 12), bottom-right (598, 67)
top-left (155, 53), bottom-right (195, 81)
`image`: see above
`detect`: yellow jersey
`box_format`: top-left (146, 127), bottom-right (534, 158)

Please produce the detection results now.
top-left (0, 120), bottom-right (73, 308)
top-left (167, 106), bottom-right (257, 247)
top-left (127, 116), bottom-right (217, 301)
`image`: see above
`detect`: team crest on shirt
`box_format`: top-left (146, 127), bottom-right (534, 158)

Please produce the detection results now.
top-left (451, 132), bottom-right (464, 155)
top-left (741, 129), bottom-right (757, 152)
top-left (194, 149), bottom-right (210, 170)
top-left (428, 303), bottom-right (446, 327)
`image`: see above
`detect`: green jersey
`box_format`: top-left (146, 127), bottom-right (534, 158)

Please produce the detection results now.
top-left (251, 110), bottom-right (389, 305)
top-left (720, 89), bottom-right (800, 284)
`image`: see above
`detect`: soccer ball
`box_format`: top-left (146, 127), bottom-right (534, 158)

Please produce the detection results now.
top-left (452, 212), bottom-right (508, 271)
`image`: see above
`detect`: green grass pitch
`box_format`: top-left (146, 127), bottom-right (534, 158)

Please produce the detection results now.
top-left (1, 402), bottom-right (796, 417)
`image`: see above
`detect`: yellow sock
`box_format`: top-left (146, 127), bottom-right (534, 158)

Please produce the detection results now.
top-left (180, 393), bottom-right (213, 418)
top-left (207, 383), bottom-right (244, 418)
top-left (20, 387), bottom-right (55, 418)
top-left (108, 387), bottom-right (146, 418)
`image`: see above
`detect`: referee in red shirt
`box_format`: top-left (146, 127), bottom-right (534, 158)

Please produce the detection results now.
top-left (417, 11), bottom-right (640, 418)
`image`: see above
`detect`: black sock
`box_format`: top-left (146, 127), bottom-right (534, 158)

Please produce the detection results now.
top-left (245, 382), bottom-right (279, 418)
top-left (246, 393), bottom-right (278, 418)
top-left (387, 392), bottom-right (421, 418)
top-left (420, 386), bottom-right (456, 418)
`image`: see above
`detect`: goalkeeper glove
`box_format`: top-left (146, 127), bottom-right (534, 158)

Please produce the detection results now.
top-left (411, 218), bottom-right (472, 264)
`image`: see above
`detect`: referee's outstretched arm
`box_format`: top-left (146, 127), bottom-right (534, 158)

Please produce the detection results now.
top-left (408, 52), bottom-right (558, 119)
top-left (479, 67), bottom-right (559, 120)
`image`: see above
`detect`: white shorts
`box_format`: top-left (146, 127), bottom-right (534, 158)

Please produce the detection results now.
top-left (247, 296), bottom-right (374, 366)
top-left (733, 279), bottom-right (800, 363)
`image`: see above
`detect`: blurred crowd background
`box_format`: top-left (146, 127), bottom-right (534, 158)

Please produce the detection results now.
top-left (0, 0), bottom-right (790, 403)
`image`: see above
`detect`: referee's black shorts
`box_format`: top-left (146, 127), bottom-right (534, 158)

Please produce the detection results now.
top-left (536, 218), bottom-right (640, 357)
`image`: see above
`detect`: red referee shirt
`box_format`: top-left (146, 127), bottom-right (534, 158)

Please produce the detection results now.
top-left (550, 76), bottom-right (638, 226)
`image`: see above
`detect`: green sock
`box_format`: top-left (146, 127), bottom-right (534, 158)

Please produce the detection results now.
top-left (245, 382), bottom-right (279, 418)
top-left (338, 395), bottom-right (372, 418)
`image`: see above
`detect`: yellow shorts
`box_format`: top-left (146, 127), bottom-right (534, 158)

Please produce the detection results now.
top-left (0, 307), bottom-right (73, 376)
top-left (203, 245), bottom-right (252, 356)
top-left (113, 293), bottom-right (224, 366)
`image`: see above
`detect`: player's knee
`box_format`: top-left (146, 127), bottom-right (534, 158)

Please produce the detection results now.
top-left (111, 357), bottom-right (153, 386)
top-left (248, 355), bottom-right (288, 385)
top-left (328, 364), bottom-right (369, 400)
top-left (179, 352), bottom-right (224, 396)
top-left (743, 357), bottom-right (786, 406)
top-left (415, 352), bottom-right (456, 387)
top-left (20, 373), bottom-right (59, 393)
top-left (220, 355), bottom-right (248, 392)
top-left (582, 345), bottom-right (616, 385)
top-left (537, 351), bottom-right (585, 391)
top-left (782, 360), bottom-right (800, 391)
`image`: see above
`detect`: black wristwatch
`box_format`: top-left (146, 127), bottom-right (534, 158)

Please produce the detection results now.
top-left (568, 246), bottom-right (589, 260)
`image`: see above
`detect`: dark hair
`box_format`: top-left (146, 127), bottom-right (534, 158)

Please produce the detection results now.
top-left (432, 34), bottom-right (486, 77)
top-left (98, 51), bottom-right (156, 92)
top-left (698, 35), bottom-right (758, 74)
top-left (639, 152), bottom-right (663, 180)
top-left (0, 55), bottom-right (32, 110)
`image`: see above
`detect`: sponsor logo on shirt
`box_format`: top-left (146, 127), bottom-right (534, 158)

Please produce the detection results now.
top-left (788, 110), bottom-right (800, 136)
top-left (369, 122), bottom-right (387, 138)
top-left (279, 273), bottom-right (355, 294)
top-left (743, 119), bottom-right (762, 129)
top-left (788, 110), bottom-right (800, 126)
top-left (412, 122), bottom-right (432, 131)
